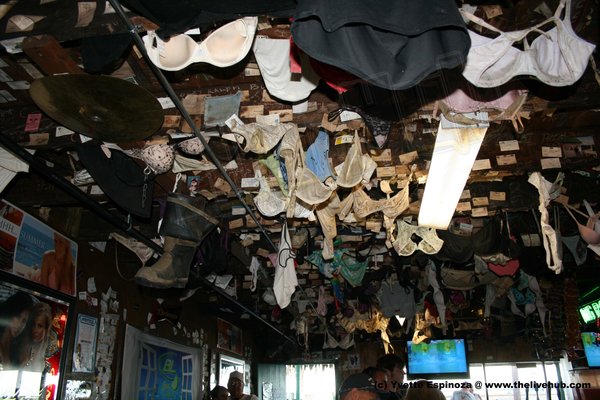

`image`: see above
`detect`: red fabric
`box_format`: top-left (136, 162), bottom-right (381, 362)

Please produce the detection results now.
top-left (308, 57), bottom-right (362, 94)
top-left (488, 259), bottom-right (520, 277)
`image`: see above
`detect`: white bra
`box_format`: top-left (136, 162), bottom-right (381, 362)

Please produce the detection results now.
top-left (461, 0), bottom-right (595, 87)
top-left (143, 17), bottom-right (258, 71)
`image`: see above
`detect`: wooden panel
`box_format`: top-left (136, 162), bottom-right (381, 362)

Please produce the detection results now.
top-left (22, 35), bottom-right (84, 75)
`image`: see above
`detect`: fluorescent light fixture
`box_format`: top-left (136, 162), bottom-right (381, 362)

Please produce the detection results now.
top-left (419, 114), bottom-right (488, 230)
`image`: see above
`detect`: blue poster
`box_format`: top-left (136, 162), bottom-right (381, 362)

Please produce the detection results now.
top-left (12, 213), bottom-right (78, 296)
top-left (138, 342), bottom-right (193, 400)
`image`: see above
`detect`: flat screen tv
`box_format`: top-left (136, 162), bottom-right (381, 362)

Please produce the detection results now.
top-left (406, 338), bottom-right (469, 380)
top-left (581, 332), bottom-right (600, 367)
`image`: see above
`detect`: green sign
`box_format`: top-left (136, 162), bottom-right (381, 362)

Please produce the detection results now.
top-left (579, 300), bottom-right (600, 323)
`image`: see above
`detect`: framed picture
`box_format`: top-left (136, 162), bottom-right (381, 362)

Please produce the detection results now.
top-left (121, 324), bottom-right (204, 400)
top-left (216, 318), bottom-right (243, 355)
top-left (72, 314), bottom-right (98, 373)
top-left (0, 272), bottom-right (74, 400)
top-left (0, 199), bottom-right (78, 296)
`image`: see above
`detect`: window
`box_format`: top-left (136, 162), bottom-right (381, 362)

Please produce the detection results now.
top-left (285, 364), bottom-right (336, 400)
top-left (139, 344), bottom-right (157, 399)
top-left (181, 355), bottom-right (193, 400)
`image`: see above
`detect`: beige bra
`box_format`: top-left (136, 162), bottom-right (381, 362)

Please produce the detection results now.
top-left (253, 171), bottom-right (288, 217)
top-left (143, 17), bottom-right (258, 71)
top-left (392, 220), bottom-right (444, 256)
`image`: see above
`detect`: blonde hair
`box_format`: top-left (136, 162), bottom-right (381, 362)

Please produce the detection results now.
top-left (405, 381), bottom-right (446, 400)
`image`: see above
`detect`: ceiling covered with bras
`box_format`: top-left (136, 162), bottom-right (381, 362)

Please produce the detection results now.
top-left (0, 0), bottom-right (599, 359)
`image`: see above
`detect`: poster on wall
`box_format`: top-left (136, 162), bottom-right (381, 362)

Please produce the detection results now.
top-left (0, 275), bottom-right (72, 400)
top-left (216, 318), bottom-right (243, 355)
top-left (121, 324), bottom-right (203, 400)
top-left (0, 199), bottom-right (77, 296)
top-left (72, 314), bottom-right (98, 373)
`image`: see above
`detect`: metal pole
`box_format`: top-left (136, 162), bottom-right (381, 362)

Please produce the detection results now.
top-left (0, 135), bottom-right (297, 346)
top-left (108, 0), bottom-right (276, 251)
top-left (0, 133), bottom-right (162, 253)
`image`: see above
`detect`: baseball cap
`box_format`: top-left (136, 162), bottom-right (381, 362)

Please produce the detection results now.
top-left (229, 371), bottom-right (244, 384)
top-left (339, 373), bottom-right (387, 396)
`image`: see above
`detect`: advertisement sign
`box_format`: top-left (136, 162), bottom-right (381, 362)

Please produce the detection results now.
top-left (0, 200), bottom-right (77, 296)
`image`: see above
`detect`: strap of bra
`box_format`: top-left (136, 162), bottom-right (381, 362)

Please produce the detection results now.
top-left (555, 0), bottom-right (568, 19)
top-left (495, 92), bottom-right (528, 134)
top-left (459, 9), bottom-right (504, 35)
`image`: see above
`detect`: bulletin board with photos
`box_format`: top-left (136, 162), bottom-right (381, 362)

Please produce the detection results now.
top-left (0, 272), bottom-right (74, 400)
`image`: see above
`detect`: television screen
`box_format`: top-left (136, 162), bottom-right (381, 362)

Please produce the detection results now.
top-left (407, 339), bottom-right (469, 379)
top-left (581, 332), bottom-right (600, 367)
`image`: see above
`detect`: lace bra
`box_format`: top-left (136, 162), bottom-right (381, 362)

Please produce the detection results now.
top-left (392, 220), bottom-right (444, 256)
top-left (461, 0), bottom-right (595, 87)
top-left (126, 143), bottom-right (175, 175)
top-left (143, 17), bottom-right (258, 71)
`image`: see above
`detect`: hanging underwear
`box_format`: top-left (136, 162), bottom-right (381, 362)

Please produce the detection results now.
top-left (252, 36), bottom-right (319, 102)
top-left (204, 91), bottom-right (243, 127)
top-left (377, 279), bottom-right (417, 320)
top-left (561, 235), bottom-right (587, 266)
top-left (437, 88), bottom-right (528, 133)
top-left (336, 132), bottom-right (375, 188)
top-left (329, 105), bottom-right (392, 148)
top-left (528, 172), bottom-right (564, 274)
top-left (231, 122), bottom-right (294, 154)
top-left (392, 220), bottom-right (444, 256)
top-left (305, 130), bottom-right (334, 182)
top-left (176, 136), bottom-right (208, 155)
top-left (563, 203), bottom-right (600, 245)
top-left (143, 17), bottom-right (258, 71)
top-left (125, 143), bottom-right (175, 175)
top-left (323, 330), bottom-right (355, 349)
top-left (253, 170), bottom-right (288, 217)
top-left (487, 259), bottom-right (520, 277)
top-left (260, 153), bottom-right (288, 194)
top-left (337, 250), bottom-right (368, 287)
top-left (460, 0), bottom-right (596, 87)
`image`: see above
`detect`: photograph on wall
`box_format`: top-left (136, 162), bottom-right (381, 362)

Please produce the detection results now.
top-left (121, 324), bottom-right (203, 400)
top-left (0, 276), bottom-right (71, 400)
top-left (216, 318), bottom-right (243, 355)
top-left (0, 199), bottom-right (78, 296)
top-left (0, 200), bottom-right (24, 272)
top-left (72, 314), bottom-right (98, 373)
top-left (187, 175), bottom-right (201, 196)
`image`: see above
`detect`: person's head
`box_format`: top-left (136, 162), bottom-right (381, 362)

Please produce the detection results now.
top-left (210, 385), bottom-right (229, 400)
top-left (339, 373), bottom-right (386, 400)
top-left (362, 366), bottom-right (389, 392)
top-left (404, 380), bottom-right (445, 400)
top-left (227, 371), bottom-right (244, 399)
top-left (29, 302), bottom-right (52, 344)
top-left (0, 292), bottom-right (35, 339)
top-left (376, 354), bottom-right (405, 388)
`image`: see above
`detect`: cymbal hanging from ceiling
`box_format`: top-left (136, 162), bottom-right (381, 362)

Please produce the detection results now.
top-left (29, 74), bottom-right (164, 143)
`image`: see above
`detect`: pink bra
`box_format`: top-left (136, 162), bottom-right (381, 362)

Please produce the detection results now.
top-left (461, 0), bottom-right (595, 87)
